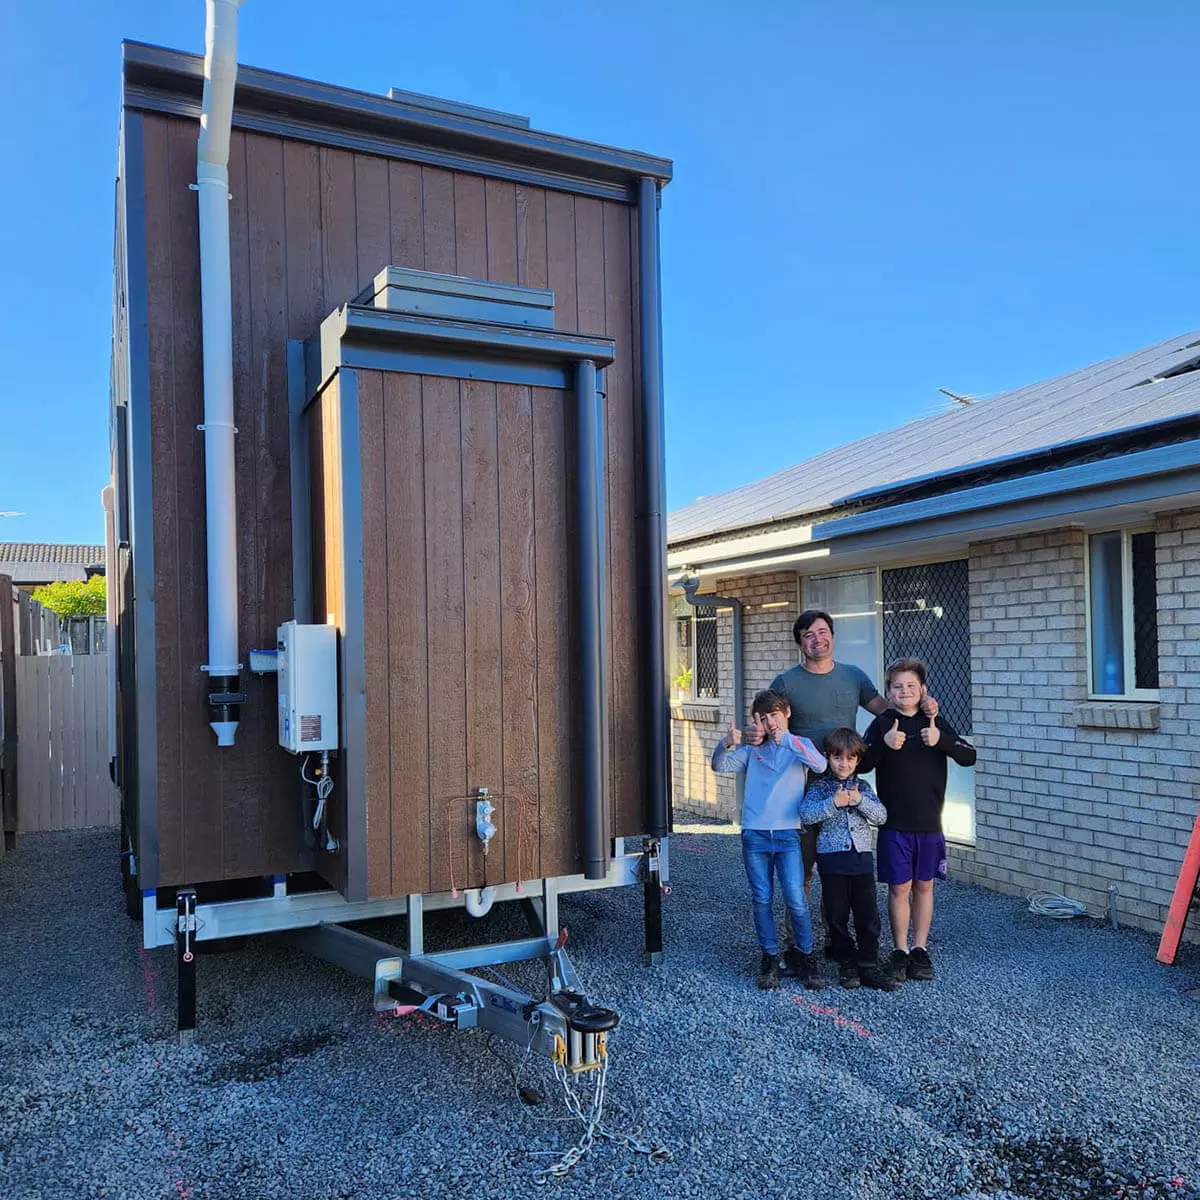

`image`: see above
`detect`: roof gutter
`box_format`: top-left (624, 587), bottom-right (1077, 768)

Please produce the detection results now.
top-left (671, 438), bottom-right (1200, 580)
top-left (816, 437), bottom-right (1200, 544)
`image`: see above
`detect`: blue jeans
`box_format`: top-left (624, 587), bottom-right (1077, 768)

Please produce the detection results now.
top-left (741, 828), bottom-right (813, 956)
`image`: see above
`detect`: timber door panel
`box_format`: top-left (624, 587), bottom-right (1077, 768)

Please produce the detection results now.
top-left (352, 369), bottom-right (580, 898)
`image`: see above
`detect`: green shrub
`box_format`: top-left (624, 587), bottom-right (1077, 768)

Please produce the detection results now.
top-left (31, 575), bottom-right (106, 617)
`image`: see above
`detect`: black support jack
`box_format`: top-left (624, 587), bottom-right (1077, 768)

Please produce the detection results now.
top-left (641, 838), bottom-right (664, 966)
top-left (176, 888), bottom-right (197, 1044)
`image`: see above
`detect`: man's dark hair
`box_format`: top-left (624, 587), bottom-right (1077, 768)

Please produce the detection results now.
top-left (886, 657), bottom-right (927, 687)
top-left (793, 609), bottom-right (834, 646)
top-left (824, 726), bottom-right (866, 761)
top-left (751, 688), bottom-right (790, 718)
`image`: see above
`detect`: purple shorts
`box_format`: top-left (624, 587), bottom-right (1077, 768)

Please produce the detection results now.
top-left (876, 829), bottom-right (947, 885)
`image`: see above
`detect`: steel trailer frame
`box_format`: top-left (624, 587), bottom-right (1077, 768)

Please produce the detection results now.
top-left (147, 836), bottom-right (669, 1054)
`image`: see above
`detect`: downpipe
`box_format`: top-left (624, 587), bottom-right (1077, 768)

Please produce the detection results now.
top-left (679, 575), bottom-right (745, 823)
top-left (197, 0), bottom-right (245, 745)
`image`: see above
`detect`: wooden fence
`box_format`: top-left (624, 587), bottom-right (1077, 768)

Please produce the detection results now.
top-left (14, 655), bottom-right (118, 832)
top-left (0, 574), bottom-right (119, 841)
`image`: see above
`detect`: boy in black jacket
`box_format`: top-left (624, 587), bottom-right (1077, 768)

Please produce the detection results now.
top-left (861, 658), bottom-right (976, 983)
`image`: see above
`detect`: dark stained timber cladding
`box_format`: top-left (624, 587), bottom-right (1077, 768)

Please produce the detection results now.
top-left (1132, 531), bottom-right (1159, 690)
top-left (881, 560), bottom-right (973, 735)
top-left (134, 111), bottom-right (650, 889)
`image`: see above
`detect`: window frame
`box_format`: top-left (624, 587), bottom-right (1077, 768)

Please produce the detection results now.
top-left (670, 596), bottom-right (720, 703)
top-left (1084, 525), bottom-right (1159, 702)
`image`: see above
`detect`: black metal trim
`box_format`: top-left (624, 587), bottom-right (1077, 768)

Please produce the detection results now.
top-left (576, 359), bottom-right (610, 881)
top-left (338, 370), bottom-right (370, 904)
top-left (287, 341), bottom-right (313, 624)
top-left (123, 110), bottom-right (160, 890)
top-left (122, 42), bottom-right (672, 198)
top-left (306, 305), bottom-right (614, 401)
top-left (637, 180), bottom-right (670, 837)
top-left (338, 346), bottom-right (569, 391)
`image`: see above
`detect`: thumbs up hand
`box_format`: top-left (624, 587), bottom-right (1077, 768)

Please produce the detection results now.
top-left (725, 722), bottom-right (742, 749)
top-left (745, 713), bottom-right (765, 746)
top-left (920, 713), bottom-right (940, 747)
top-left (833, 785), bottom-right (853, 808)
top-left (884, 718), bottom-right (906, 751)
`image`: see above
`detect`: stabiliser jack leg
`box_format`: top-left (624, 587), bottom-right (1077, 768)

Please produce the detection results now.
top-left (177, 888), bottom-right (197, 1045)
top-left (642, 838), bottom-right (664, 966)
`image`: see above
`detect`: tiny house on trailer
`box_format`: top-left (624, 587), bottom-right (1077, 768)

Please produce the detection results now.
top-left (110, 25), bottom-right (672, 1065)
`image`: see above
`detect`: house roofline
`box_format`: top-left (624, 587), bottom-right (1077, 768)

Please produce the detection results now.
top-left (830, 409), bottom-right (1200, 515)
top-left (668, 438), bottom-right (1200, 579)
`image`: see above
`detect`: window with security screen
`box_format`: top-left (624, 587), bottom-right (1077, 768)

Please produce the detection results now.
top-left (881, 560), bottom-right (972, 734)
top-left (670, 598), bottom-right (720, 700)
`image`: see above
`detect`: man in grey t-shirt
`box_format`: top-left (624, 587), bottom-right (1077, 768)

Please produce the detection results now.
top-left (753, 609), bottom-right (937, 918)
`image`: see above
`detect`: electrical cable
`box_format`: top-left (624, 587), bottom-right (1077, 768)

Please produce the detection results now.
top-left (1027, 890), bottom-right (1087, 919)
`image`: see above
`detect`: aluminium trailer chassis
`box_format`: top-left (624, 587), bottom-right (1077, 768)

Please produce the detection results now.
top-left (143, 836), bottom-right (668, 1070)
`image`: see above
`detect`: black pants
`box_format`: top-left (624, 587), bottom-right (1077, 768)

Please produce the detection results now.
top-left (820, 871), bottom-right (880, 965)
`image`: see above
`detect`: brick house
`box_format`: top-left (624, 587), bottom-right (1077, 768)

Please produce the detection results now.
top-left (667, 329), bottom-right (1200, 937)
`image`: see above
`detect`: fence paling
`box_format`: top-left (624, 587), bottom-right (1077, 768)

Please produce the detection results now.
top-left (15, 655), bottom-right (118, 833)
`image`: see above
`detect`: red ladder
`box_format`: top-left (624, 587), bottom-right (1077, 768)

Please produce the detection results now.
top-left (1157, 809), bottom-right (1200, 965)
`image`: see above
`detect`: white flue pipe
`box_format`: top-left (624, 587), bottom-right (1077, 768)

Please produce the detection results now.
top-left (464, 887), bottom-right (497, 918)
top-left (197, 0), bottom-right (243, 746)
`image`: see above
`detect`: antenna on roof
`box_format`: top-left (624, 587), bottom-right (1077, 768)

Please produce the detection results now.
top-left (938, 387), bottom-right (975, 407)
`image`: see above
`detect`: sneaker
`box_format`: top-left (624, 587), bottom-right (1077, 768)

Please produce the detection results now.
top-left (908, 947), bottom-right (934, 982)
top-left (837, 961), bottom-right (862, 990)
top-left (789, 950), bottom-right (825, 991)
top-left (859, 963), bottom-right (900, 992)
top-left (889, 949), bottom-right (909, 983)
top-left (758, 952), bottom-right (780, 990)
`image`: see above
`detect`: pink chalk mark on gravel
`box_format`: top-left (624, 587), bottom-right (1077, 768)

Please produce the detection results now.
top-left (794, 997), bottom-right (872, 1038)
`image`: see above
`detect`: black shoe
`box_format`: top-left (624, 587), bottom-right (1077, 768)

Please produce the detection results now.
top-left (859, 963), bottom-right (900, 992)
top-left (758, 952), bottom-right (780, 990)
top-left (908, 947), bottom-right (934, 982)
top-left (788, 949), bottom-right (825, 991)
top-left (889, 949), bottom-right (909, 983)
top-left (837, 961), bottom-right (862, 990)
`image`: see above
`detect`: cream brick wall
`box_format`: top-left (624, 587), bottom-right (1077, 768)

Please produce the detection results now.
top-left (952, 518), bottom-right (1200, 936)
top-left (670, 572), bottom-right (799, 822)
top-left (668, 523), bottom-right (1199, 937)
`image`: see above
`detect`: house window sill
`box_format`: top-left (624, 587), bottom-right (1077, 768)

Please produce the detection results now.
top-left (670, 701), bottom-right (721, 724)
top-left (1071, 701), bottom-right (1160, 731)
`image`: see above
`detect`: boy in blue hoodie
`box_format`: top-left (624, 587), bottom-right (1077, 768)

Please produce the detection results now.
top-left (711, 689), bottom-right (826, 991)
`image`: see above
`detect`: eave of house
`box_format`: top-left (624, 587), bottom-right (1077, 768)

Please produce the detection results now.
top-left (668, 437), bottom-right (1200, 582)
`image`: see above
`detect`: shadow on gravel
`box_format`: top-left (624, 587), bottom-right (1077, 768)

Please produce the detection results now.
top-left (204, 1027), bottom-right (349, 1084)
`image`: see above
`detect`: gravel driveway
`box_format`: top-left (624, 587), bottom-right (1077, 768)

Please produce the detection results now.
top-left (2, 822), bottom-right (1199, 1200)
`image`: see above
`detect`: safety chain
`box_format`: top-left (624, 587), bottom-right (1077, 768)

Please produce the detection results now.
top-left (535, 1054), bottom-right (671, 1183)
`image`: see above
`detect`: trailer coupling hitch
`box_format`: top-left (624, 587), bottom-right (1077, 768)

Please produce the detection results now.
top-left (549, 990), bottom-right (619, 1073)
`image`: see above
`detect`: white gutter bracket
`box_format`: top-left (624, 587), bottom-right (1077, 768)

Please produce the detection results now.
top-left (197, 0), bottom-right (246, 746)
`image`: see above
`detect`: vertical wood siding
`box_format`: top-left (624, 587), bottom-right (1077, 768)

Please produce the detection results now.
top-left (137, 113), bottom-right (647, 889)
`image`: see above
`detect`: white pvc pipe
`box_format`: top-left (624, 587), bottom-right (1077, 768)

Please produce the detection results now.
top-left (464, 888), bottom-right (497, 918)
top-left (197, 0), bottom-right (243, 745)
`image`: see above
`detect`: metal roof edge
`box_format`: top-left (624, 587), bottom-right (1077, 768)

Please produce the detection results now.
top-left (830, 409), bottom-right (1200, 513)
top-left (815, 438), bottom-right (1200, 542)
top-left (121, 41), bottom-right (673, 191)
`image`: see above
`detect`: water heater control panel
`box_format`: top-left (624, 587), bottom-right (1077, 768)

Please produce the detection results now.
top-left (276, 621), bottom-right (338, 754)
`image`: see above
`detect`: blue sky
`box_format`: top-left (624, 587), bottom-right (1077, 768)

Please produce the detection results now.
top-left (2, 1), bottom-right (1199, 544)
